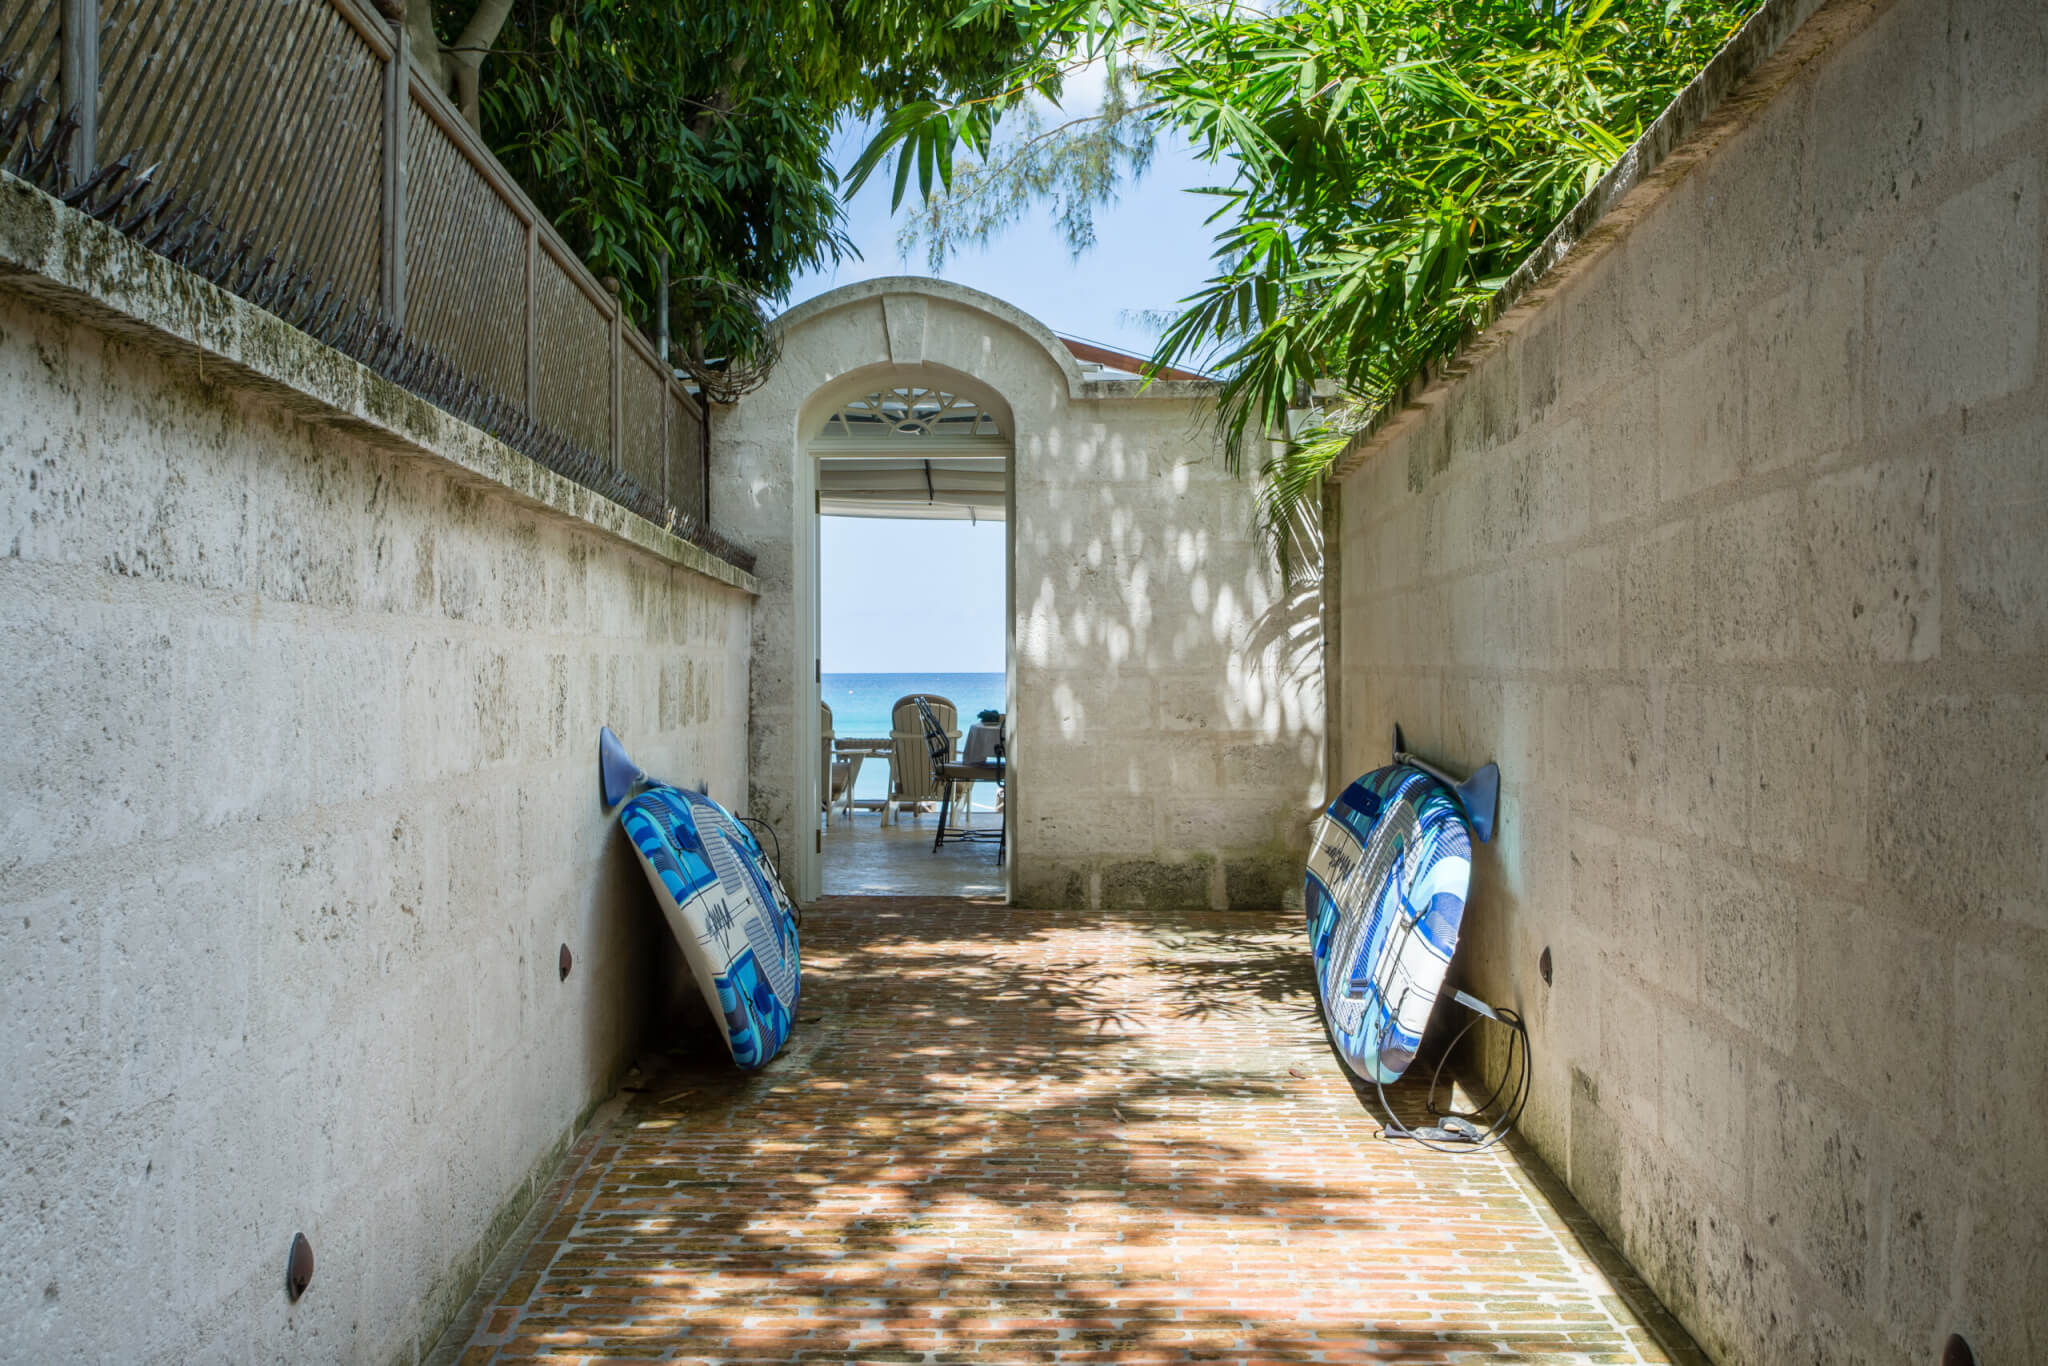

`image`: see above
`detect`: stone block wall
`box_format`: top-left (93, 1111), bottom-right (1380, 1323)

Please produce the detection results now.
top-left (1329, 0), bottom-right (2046, 1360)
top-left (1011, 393), bottom-right (1325, 910)
top-left (0, 181), bottom-right (754, 1364)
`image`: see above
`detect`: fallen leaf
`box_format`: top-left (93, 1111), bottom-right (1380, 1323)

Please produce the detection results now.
top-left (1287, 1068), bottom-right (1305, 1079)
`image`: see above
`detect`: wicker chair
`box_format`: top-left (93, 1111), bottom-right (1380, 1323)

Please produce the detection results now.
top-left (885, 694), bottom-right (957, 824)
top-left (915, 695), bottom-right (1005, 862)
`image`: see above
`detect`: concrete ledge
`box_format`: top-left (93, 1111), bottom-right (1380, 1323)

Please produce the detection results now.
top-left (1079, 376), bottom-right (1218, 401)
top-left (1327, 0), bottom-right (1888, 482)
top-left (0, 171), bottom-right (759, 596)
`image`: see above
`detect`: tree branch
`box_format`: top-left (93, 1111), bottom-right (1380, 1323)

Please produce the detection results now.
top-left (964, 102), bottom-right (1162, 186)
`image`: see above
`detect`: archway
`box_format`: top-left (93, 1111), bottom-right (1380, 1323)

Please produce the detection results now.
top-left (805, 374), bottom-right (1015, 896)
top-left (712, 279), bottom-right (1084, 904)
top-left (711, 277), bottom-right (1313, 911)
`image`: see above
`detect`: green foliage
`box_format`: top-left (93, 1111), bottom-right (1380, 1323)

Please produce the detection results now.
top-left (1150, 0), bottom-right (1747, 467)
top-left (435, 0), bottom-right (1030, 375)
top-left (858, 0), bottom-right (1752, 568)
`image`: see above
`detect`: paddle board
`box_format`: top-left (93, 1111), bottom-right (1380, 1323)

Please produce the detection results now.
top-left (620, 783), bottom-right (801, 1069)
top-left (1305, 764), bottom-right (1474, 1084)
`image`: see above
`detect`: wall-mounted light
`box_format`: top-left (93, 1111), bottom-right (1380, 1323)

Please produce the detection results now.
top-left (1942, 1334), bottom-right (1975, 1366)
top-left (286, 1232), bottom-right (314, 1302)
top-left (559, 944), bottom-right (573, 981)
top-left (1538, 946), bottom-right (1553, 986)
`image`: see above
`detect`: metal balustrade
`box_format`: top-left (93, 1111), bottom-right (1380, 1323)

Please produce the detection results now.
top-left (0, 0), bottom-right (748, 571)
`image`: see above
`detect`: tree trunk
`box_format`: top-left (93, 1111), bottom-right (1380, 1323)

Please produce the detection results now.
top-left (690, 55), bottom-right (748, 138)
top-left (404, 2), bottom-right (445, 94)
top-left (448, 0), bottom-right (517, 131)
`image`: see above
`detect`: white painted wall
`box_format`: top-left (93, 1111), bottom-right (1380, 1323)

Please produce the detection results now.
top-left (0, 186), bottom-right (754, 1364)
top-left (715, 279), bottom-right (1323, 908)
top-left (1329, 0), bottom-right (2048, 1360)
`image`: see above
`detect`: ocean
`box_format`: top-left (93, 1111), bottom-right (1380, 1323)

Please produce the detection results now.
top-left (822, 672), bottom-right (1005, 801)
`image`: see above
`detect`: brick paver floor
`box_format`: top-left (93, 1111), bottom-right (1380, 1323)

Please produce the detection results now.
top-left (445, 899), bottom-right (1691, 1365)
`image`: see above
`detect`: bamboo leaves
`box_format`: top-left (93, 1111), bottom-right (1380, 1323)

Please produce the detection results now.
top-left (863, 0), bottom-right (1748, 565)
top-left (441, 0), bottom-right (1033, 384)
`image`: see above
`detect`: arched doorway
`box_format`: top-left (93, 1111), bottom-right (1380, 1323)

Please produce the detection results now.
top-left (711, 277), bottom-right (1311, 912)
top-left (807, 378), bottom-right (1014, 896)
top-left (712, 279), bottom-right (1082, 905)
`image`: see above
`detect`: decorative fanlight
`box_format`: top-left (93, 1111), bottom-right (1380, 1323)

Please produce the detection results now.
top-left (818, 386), bottom-right (1001, 440)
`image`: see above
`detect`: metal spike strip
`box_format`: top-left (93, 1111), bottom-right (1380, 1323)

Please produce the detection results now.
top-left (92, 159), bottom-right (157, 223)
top-left (118, 186), bottom-right (173, 237)
top-left (61, 149), bottom-right (130, 207)
top-left (3, 84), bottom-right (49, 174)
top-left (162, 204), bottom-right (213, 266)
top-left (22, 104), bottom-right (75, 184)
top-left (205, 232), bottom-right (251, 287)
top-left (0, 72), bottom-right (754, 572)
top-left (236, 250), bottom-right (276, 297)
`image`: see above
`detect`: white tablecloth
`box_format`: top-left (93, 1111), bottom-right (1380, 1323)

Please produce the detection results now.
top-left (961, 722), bottom-right (1004, 766)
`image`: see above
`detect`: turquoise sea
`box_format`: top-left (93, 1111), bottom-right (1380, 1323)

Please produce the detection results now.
top-left (822, 671), bottom-right (1005, 801)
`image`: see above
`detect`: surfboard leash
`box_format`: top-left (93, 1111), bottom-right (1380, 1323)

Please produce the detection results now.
top-left (735, 815), bottom-right (797, 928)
top-left (1371, 993), bottom-right (1532, 1154)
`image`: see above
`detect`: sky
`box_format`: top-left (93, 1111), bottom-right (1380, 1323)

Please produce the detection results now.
top-left (803, 104), bottom-right (1219, 675)
top-left (785, 108), bottom-right (1219, 359)
top-left (819, 517), bottom-right (1008, 672)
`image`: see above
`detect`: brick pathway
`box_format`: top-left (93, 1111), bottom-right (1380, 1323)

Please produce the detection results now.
top-left (447, 900), bottom-right (1684, 1365)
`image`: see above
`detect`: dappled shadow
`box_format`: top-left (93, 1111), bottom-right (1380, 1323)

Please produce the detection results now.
top-left (449, 902), bottom-right (1669, 1364)
top-left (1139, 919), bottom-right (1324, 1026)
top-left (1243, 559), bottom-right (1325, 713)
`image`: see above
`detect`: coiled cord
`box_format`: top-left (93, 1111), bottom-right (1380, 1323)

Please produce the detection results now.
top-left (1371, 1002), bottom-right (1531, 1154)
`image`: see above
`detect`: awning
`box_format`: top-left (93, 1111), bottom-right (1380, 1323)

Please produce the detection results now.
top-left (817, 454), bottom-right (1008, 522)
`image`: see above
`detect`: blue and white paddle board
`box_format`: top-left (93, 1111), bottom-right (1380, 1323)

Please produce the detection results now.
top-left (620, 785), bottom-right (800, 1070)
top-left (1306, 765), bottom-right (1474, 1084)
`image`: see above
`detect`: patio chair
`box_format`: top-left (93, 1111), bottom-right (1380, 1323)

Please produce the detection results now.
top-left (885, 694), bottom-right (957, 824)
top-left (915, 695), bottom-right (1005, 862)
top-left (820, 702), bottom-right (850, 823)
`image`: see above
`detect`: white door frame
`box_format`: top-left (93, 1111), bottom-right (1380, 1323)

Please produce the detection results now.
top-left (789, 375), bottom-right (1017, 904)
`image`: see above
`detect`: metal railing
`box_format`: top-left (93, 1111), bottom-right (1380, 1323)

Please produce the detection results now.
top-left (0, 0), bottom-right (752, 572)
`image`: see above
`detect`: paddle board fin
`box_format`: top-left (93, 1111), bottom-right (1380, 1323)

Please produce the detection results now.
top-left (1391, 722), bottom-right (1502, 843)
top-left (1456, 764), bottom-right (1500, 845)
top-left (599, 725), bottom-right (648, 809)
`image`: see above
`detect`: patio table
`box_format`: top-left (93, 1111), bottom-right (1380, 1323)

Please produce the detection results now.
top-left (961, 722), bottom-right (1004, 767)
top-left (831, 736), bottom-right (893, 822)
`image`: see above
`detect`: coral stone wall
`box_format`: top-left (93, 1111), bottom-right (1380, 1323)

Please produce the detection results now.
top-left (1011, 390), bottom-right (1324, 911)
top-left (1329, 0), bottom-right (2048, 1361)
top-left (0, 184), bottom-right (753, 1363)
